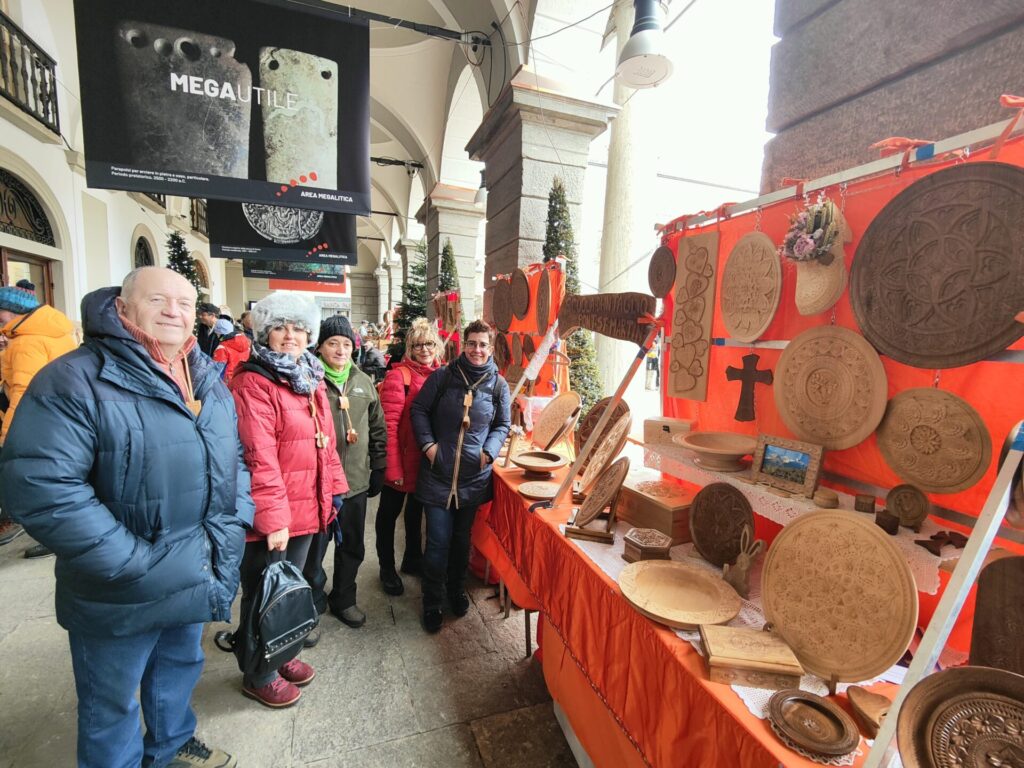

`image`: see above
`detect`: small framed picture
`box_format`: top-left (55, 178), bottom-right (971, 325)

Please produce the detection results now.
top-left (752, 435), bottom-right (824, 498)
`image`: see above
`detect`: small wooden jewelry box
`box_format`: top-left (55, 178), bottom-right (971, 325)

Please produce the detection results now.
top-left (698, 625), bottom-right (804, 690)
top-left (622, 527), bottom-right (673, 563)
top-left (615, 473), bottom-right (696, 545)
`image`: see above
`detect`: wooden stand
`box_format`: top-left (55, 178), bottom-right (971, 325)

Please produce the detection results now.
top-left (564, 504), bottom-right (616, 543)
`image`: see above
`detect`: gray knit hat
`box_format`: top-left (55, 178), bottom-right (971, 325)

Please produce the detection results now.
top-left (250, 292), bottom-right (320, 346)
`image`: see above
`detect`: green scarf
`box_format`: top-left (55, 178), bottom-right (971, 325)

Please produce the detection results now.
top-left (321, 357), bottom-right (352, 389)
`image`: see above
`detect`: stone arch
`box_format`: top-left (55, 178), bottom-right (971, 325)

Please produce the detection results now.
top-left (129, 223), bottom-right (161, 270)
top-left (439, 60), bottom-right (486, 188)
top-left (192, 251), bottom-right (212, 299)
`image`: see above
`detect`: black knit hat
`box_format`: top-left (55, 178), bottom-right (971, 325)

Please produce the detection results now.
top-left (317, 314), bottom-right (357, 349)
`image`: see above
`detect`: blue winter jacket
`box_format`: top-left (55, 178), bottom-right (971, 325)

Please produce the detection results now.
top-left (411, 356), bottom-right (510, 510)
top-left (0, 287), bottom-right (255, 637)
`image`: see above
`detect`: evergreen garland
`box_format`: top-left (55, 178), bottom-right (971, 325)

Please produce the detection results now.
top-left (544, 178), bottom-right (603, 416)
top-left (165, 231), bottom-right (201, 292)
top-left (388, 239), bottom-right (428, 360)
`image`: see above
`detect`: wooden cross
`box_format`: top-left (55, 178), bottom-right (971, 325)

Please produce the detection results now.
top-left (725, 353), bottom-right (773, 422)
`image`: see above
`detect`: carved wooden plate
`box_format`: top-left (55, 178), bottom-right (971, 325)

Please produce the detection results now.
top-left (877, 388), bottom-right (991, 494)
top-left (720, 232), bottom-right (782, 342)
top-left (533, 392), bottom-right (582, 451)
top-left (511, 268), bottom-right (530, 319)
top-left (768, 689), bottom-right (860, 757)
top-left (762, 511), bottom-right (918, 682)
top-left (510, 450), bottom-right (568, 477)
top-left (774, 326), bottom-right (888, 451)
top-left (896, 666), bottom-right (1024, 768)
top-left (577, 411), bottom-right (632, 497)
top-left (673, 431), bottom-right (757, 473)
top-left (648, 245), bottom-right (677, 299)
top-left (969, 557), bottom-right (1024, 676)
top-left (536, 267), bottom-right (551, 335)
top-left (689, 482), bottom-right (754, 567)
top-left (511, 333), bottom-right (523, 366)
top-left (493, 278), bottom-right (513, 332)
top-left (575, 456), bottom-right (630, 527)
top-left (518, 480), bottom-right (560, 500)
top-left (576, 397), bottom-right (631, 468)
top-left (886, 484), bottom-right (931, 530)
top-left (851, 162), bottom-right (1024, 369)
top-left (618, 559), bottom-right (741, 630)
top-left (523, 334), bottom-right (536, 362)
top-left (494, 333), bottom-right (510, 370)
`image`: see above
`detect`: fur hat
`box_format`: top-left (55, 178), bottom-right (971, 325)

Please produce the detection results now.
top-left (251, 292), bottom-right (320, 345)
top-left (317, 314), bottom-right (357, 349)
top-left (0, 279), bottom-right (39, 315)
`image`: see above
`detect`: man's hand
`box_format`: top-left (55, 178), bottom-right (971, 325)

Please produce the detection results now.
top-left (425, 444), bottom-right (438, 464)
top-left (266, 527), bottom-right (289, 551)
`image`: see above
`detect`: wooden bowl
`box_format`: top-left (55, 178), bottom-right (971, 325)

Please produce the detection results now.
top-left (673, 431), bottom-right (757, 472)
top-left (510, 450), bottom-right (568, 479)
top-left (618, 560), bottom-right (741, 630)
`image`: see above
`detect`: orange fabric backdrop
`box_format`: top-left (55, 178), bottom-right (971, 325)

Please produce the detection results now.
top-left (499, 262), bottom-right (570, 396)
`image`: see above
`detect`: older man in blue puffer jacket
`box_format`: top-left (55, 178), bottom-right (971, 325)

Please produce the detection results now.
top-left (0, 267), bottom-right (254, 768)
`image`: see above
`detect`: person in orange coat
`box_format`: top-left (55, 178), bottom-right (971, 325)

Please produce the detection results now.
top-left (211, 318), bottom-right (250, 383)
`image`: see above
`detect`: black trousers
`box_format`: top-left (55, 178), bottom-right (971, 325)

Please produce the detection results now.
top-left (239, 534), bottom-right (312, 687)
top-left (374, 484), bottom-right (423, 570)
top-left (303, 492), bottom-right (367, 613)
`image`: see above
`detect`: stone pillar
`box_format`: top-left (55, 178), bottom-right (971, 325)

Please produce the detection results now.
top-left (466, 66), bottom-right (617, 322)
top-left (393, 237), bottom-right (420, 289)
top-left (595, 1), bottom-right (663, 397)
top-left (373, 265), bottom-right (389, 323)
top-left (415, 184), bottom-right (485, 321)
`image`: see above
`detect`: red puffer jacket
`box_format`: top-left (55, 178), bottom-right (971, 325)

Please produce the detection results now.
top-left (380, 358), bottom-right (439, 490)
top-left (231, 365), bottom-right (348, 542)
top-left (212, 333), bottom-right (251, 383)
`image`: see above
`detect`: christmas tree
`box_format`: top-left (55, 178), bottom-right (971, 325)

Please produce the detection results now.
top-left (438, 237), bottom-right (463, 325)
top-left (544, 177), bottom-right (603, 416)
top-left (166, 230), bottom-right (201, 292)
top-left (388, 239), bottom-right (428, 360)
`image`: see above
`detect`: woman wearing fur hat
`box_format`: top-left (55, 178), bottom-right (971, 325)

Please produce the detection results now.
top-left (302, 314), bottom-right (387, 629)
top-left (230, 292), bottom-right (348, 708)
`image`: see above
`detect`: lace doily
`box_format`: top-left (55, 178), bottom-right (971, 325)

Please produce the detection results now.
top-left (769, 721), bottom-right (861, 766)
top-left (644, 443), bottom-right (954, 594)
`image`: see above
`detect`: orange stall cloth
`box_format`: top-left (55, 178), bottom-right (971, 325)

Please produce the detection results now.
top-left (482, 465), bottom-right (870, 768)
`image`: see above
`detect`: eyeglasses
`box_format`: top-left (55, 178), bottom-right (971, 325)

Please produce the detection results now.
top-left (412, 341), bottom-right (436, 350)
top-left (465, 341), bottom-right (490, 350)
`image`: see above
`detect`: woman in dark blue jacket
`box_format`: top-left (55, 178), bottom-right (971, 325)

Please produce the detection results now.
top-left (410, 320), bottom-right (510, 633)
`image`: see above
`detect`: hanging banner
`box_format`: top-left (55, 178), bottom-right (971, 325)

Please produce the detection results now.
top-left (242, 259), bottom-right (346, 284)
top-left (207, 200), bottom-right (357, 264)
top-left (73, 0), bottom-right (370, 214)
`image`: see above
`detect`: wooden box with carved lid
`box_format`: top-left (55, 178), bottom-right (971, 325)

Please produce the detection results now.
top-left (615, 470), bottom-right (696, 545)
top-left (622, 527), bottom-right (673, 563)
top-left (698, 625), bottom-right (804, 690)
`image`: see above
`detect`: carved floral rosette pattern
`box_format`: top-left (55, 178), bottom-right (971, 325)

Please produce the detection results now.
top-left (721, 232), bottom-right (782, 342)
top-left (669, 231), bottom-right (719, 400)
top-left (928, 693), bottom-right (1024, 768)
top-left (578, 412), bottom-right (632, 497)
top-left (576, 456), bottom-right (630, 527)
top-left (689, 483), bottom-right (754, 567)
top-left (877, 388), bottom-right (992, 494)
top-left (850, 162), bottom-right (1024, 369)
top-left (762, 511), bottom-right (918, 682)
top-left (625, 527), bottom-right (673, 548)
top-left (774, 326), bottom-right (888, 451)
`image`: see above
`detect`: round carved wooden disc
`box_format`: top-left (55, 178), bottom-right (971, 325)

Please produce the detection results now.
top-left (518, 481), bottom-right (560, 500)
top-left (762, 511), bottom-right (918, 682)
top-left (877, 388), bottom-right (992, 494)
top-left (575, 456), bottom-right (630, 527)
top-left (768, 690), bottom-right (860, 757)
top-left (689, 483), bottom-right (754, 567)
top-left (493, 279), bottom-right (513, 332)
top-left (896, 666), bottom-right (1024, 768)
top-left (850, 162), bottom-right (1024, 369)
top-left (774, 326), bottom-right (888, 451)
top-left (533, 392), bottom-right (582, 450)
top-left (575, 397), bottom-right (631, 468)
top-left (577, 411), bottom-right (632, 497)
top-left (721, 232), bottom-right (782, 342)
top-left (648, 245), bottom-right (677, 299)
top-left (618, 560), bottom-right (742, 630)
top-left (494, 333), bottom-right (510, 370)
top-left (535, 267), bottom-right (551, 335)
top-left (886, 484), bottom-right (930, 529)
top-left (511, 268), bottom-right (530, 319)
top-left (511, 333), bottom-right (522, 366)
top-left (523, 334), bottom-right (536, 362)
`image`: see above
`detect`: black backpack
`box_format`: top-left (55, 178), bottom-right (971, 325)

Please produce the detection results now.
top-left (215, 552), bottom-right (318, 678)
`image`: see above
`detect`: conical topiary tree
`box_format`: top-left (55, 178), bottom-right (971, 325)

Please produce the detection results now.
top-left (544, 177), bottom-right (603, 416)
top-left (388, 239), bottom-right (428, 360)
top-left (166, 230), bottom-right (201, 292)
top-left (438, 237), bottom-right (463, 325)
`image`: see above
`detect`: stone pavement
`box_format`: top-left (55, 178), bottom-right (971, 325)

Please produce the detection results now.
top-left (0, 497), bottom-right (576, 767)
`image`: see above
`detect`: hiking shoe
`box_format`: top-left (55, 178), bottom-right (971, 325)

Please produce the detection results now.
top-left (278, 657), bottom-right (316, 686)
top-left (242, 676), bottom-right (301, 708)
top-left (167, 736), bottom-right (237, 767)
top-left (24, 543), bottom-right (53, 559)
top-left (422, 609), bottom-right (443, 634)
top-left (0, 520), bottom-right (24, 546)
top-left (380, 566), bottom-right (404, 596)
top-left (449, 591), bottom-right (471, 617)
top-left (333, 605), bottom-right (366, 628)
top-left (302, 629), bottom-right (321, 648)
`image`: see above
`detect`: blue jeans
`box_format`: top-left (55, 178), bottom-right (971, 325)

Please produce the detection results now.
top-left (422, 503), bottom-right (478, 611)
top-left (68, 623), bottom-right (204, 768)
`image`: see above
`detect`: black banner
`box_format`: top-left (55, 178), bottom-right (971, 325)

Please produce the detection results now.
top-left (207, 200), bottom-right (357, 265)
top-left (74, 0), bottom-right (370, 214)
top-left (242, 260), bottom-right (346, 284)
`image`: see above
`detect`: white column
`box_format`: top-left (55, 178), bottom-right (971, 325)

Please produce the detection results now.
top-left (374, 265), bottom-right (389, 323)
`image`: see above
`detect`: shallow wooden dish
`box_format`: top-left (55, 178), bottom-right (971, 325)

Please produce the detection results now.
top-left (518, 480), bottom-right (560, 500)
top-left (510, 450), bottom-right (568, 479)
top-left (768, 689), bottom-right (859, 757)
top-left (618, 560), bottom-right (741, 630)
top-left (674, 431), bottom-right (757, 472)
top-left (533, 393), bottom-right (582, 451)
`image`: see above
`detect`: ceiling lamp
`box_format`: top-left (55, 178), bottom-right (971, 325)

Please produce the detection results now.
top-left (474, 170), bottom-right (487, 206)
top-left (615, 0), bottom-right (673, 89)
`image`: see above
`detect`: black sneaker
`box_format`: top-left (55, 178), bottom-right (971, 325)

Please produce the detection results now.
top-left (167, 736), bottom-right (237, 767)
top-left (449, 592), bottom-right (470, 617)
top-left (24, 543), bottom-right (53, 559)
top-left (379, 566), bottom-right (404, 596)
top-left (0, 519), bottom-right (25, 546)
top-left (422, 609), bottom-right (443, 634)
